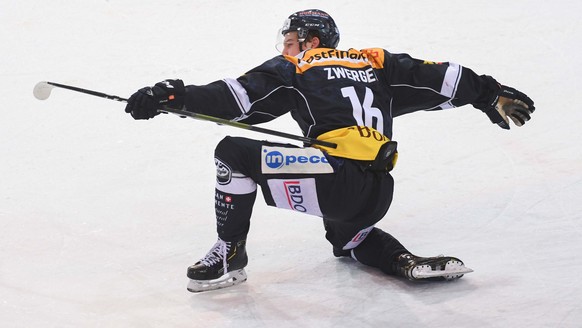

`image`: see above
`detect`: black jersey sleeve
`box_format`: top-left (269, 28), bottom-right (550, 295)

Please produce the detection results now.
top-left (182, 56), bottom-right (297, 125)
top-left (382, 51), bottom-right (499, 117)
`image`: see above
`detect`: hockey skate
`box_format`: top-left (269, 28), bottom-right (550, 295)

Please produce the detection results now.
top-left (394, 253), bottom-right (473, 281)
top-left (187, 238), bottom-right (248, 293)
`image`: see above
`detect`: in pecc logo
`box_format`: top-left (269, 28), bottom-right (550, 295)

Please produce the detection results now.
top-left (263, 149), bottom-right (329, 170)
top-left (265, 150), bottom-right (285, 169)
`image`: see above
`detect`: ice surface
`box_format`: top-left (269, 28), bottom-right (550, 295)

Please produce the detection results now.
top-left (1, 0), bottom-right (581, 327)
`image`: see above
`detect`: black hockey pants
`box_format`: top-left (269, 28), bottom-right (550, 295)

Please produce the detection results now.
top-left (212, 136), bottom-right (408, 275)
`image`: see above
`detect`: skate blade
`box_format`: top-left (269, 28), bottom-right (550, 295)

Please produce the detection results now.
top-left (187, 269), bottom-right (247, 293)
top-left (412, 260), bottom-right (473, 280)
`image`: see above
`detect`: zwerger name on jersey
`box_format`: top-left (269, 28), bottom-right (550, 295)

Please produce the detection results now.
top-left (324, 67), bottom-right (376, 83)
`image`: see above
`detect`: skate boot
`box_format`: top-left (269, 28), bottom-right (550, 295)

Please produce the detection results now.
top-left (187, 238), bottom-right (248, 292)
top-left (394, 253), bottom-right (473, 281)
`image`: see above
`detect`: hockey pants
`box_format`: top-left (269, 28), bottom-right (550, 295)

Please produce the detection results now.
top-left (212, 136), bottom-right (408, 275)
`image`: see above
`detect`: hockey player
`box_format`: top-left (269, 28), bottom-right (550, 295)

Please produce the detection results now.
top-left (124, 9), bottom-right (535, 292)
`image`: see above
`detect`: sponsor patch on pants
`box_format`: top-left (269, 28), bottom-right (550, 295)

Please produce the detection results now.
top-left (343, 226), bottom-right (374, 250)
top-left (215, 157), bottom-right (232, 185)
top-left (267, 178), bottom-right (323, 217)
top-left (261, 146), bottom-right (334, 174)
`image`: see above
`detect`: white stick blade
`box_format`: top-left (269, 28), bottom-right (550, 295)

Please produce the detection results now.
top-left (33, 81), bottom-right (54, 100)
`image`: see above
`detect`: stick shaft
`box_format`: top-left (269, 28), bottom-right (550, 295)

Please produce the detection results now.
top-left (45, 81), bottom-right (128, 102)
top-left (160, 107), bottom-right (337, 148)
top-left (40, 81), bottom-right (337, 148)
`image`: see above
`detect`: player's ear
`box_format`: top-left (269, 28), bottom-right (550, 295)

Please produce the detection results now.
top-left (311, 36), bottom-right (320, 48)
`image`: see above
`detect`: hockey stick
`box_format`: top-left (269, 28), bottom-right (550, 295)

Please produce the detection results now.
top-left (33, 81), bottom-right (127, 102)
top-left (33, 81), bottom-right (337, 148)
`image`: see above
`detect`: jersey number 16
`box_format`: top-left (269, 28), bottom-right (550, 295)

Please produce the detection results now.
top-left (341, 86), bottom-right (384, 134)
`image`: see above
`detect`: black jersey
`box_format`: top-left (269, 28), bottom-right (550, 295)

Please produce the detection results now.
top-left (182, 47), bottom-right (497, 140)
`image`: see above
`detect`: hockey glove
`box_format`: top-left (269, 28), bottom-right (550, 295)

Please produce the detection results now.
top-left (484, 85), bottom-right (535, 130)
top-left (125, 79), bottom-right (185, 120)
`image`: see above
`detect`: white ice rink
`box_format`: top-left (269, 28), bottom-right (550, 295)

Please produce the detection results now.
top-left (2, 0), bottom-right (581, 327)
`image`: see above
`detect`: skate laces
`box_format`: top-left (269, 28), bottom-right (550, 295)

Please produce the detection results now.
top-left (200, 238), bottom-right (231, 273)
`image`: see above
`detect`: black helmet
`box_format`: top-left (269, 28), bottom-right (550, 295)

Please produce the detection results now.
top-left (281, 9), bottom-right (340, 49)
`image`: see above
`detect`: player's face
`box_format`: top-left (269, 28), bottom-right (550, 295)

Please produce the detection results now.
top-left (280, 32), bottom-right (301, 56)
top-left (280, 32), bottom-right (315, 56)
